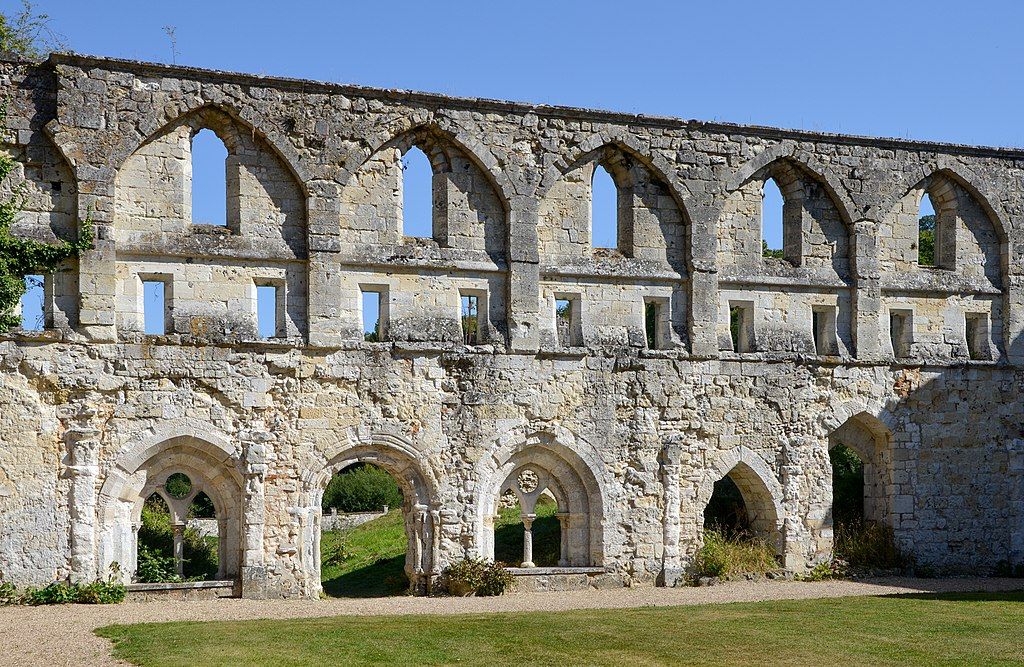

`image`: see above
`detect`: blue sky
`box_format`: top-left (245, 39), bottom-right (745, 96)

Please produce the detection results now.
top-left (14, 0), bottom-right (1018, 328)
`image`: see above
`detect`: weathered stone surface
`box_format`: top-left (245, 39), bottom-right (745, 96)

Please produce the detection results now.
top-left (1, 53), bottom-right (1023, 597)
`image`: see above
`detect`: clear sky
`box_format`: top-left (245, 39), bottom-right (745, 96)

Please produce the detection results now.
top-left (12, 0), bottom-right (1019, 328)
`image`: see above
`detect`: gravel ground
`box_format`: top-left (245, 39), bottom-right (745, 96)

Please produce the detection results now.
top-left (2, 577), bottom-right (1022, 666)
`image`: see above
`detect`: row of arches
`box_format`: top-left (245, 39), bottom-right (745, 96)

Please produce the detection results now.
top-left (93, 412), bottom-right (894, 595)
top-left (96, 102), bottom-right (1009, 281)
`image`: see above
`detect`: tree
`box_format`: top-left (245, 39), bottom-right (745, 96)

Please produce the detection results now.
top-left (918, 214), bottom-right (936, 266)
top-left (761, 239), bottom-right (784, 259)
top-left (0, 1), bottom-right (65, 59)
top-left (0, 101), bottom-right (92, 330)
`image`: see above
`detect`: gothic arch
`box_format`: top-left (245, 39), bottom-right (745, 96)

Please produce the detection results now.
top-left (728, 146), bottom-right (856, 224)
top-left (95, 421), bottom-right (244, 583)
top-left (474, 425), bottom-right (611, 567)
top-left (338, 118), bottom-right (516, 212)
top-left (300, 430), bottom-right (439, 595)
top-left (693, 446), bottom-right (785, 552)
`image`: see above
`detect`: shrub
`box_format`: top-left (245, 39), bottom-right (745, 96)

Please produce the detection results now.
top-left (834, 521), bottom-right (905, 570)
top-left (691, 529), bottom-right (779, 579)
top-left (801, 558), bottom-right (848, 581)
top-left (19, 579), bottom-right (125, 605)
top-left (323, 463), bottom-right (403, 513)
top-left (0, 579), bottom-right (16, 605)
top-left (136, 495), bottom-right (218, 582)
top-left (442, 557), bottom-right (515, 597)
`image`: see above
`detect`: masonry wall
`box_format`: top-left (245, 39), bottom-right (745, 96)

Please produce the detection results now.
top-left (1, 54), bottom-right (1023, 597)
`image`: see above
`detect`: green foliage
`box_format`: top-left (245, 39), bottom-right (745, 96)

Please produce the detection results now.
top-left (0, 2), bottom-right (64, 60)
top-left (829, 444), bottom-right (864, 525)
top-left (644, 301), bottom-right (657, 348)
top-left (691, 529), bottom-right (779, 579)
top-left (917, 214), bottom-right (935, 266)
top-left (322, 463), bottom-right (403, 513)
top-left (801, 558), bottom-right (848, 581)
top-left (442, 557), bottom-right (515, 597)
top-left (8, 563), bottom-right (125, 605)
top-left (493, 495), bottom-right (560, 567)
top-left (320, 509), bottom-right (409, 598)
top-left (762, 239), bottom-right (784, 259)
top-left (0, 100), bottom-right (93, 331)
top-left (833, 521), bottom-right (905, 570)
top-left (0, 579), bottom-right (16, 605)
top-left (135, 494), bottom-right (218, 583)
top-left (188, 491), bottom-right (216, 518)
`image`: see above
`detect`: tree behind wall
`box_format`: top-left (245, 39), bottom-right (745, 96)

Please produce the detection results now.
top-left (322, 464), bottom-right (403, 513)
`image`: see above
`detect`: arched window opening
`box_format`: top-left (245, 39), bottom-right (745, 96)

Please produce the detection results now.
top-left (591, 164), bottom-right (618, 250)
top-left (401, 146), bottom-right (434, 238)
top-left (320, 463), bottom-right (407, 597)
top-left (494, 485), bottom-right (562, 568)
top-left (135, 476), bottom-right (219, 583)
top-left (190, 128), bottom-right (228, 226)
top-left (761, 177), bottom-right (784, 259)
top-left (918, 193), bottom-right (936, 266)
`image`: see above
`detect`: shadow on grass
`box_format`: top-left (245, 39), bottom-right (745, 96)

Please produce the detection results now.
top-left (322, 555), bottom-right (408, 598)
top-left (876, 591), bottom-right (1024, 603)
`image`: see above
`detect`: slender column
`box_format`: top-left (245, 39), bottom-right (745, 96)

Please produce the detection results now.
top-left (173, 524), bottom-right (185, 576)
top-left (413, 504), bottom-right (427, 576)
top-left (556, 512), bottom-right (570, 567)
top-left (521, 514), bottom-right (536, 567)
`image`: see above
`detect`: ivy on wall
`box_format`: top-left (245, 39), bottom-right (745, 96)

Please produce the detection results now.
top-left (0, 102), bottom-right (92, 330)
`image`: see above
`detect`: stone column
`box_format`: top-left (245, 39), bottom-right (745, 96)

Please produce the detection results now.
top-left (413, 504), bottom-right (427, 580)
top-left (851, 219), bottom-right (883, 360)
top-left (507, 196), bottom-right (540, 353)
top-left (67, 415), bottom-right (101, 583)
top-left (240, 438), bottom-right (268, 599)
top-left (659, 442), bottom-right (684, 586)
top-left (172, 523), bottom-right (185, 576)
top-left (1009, 439), bottom-right (1024, 566)
top-left (556, 512), bottom-right (570, 567)
top-left (780, 438), bottom-right (808, 571)
top-left (521, 514), bottom-right (536, 567)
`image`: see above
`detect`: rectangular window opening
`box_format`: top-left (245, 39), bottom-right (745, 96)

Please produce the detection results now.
top-left (644, 301), bottom-right (659, 349)
top-left (965, 312), bottom-right (989, 361)
top-left (729, 301), bottom-right (754, 353)
top-left (812, 305), bottom-right (838, 356)
top-left (20, 274), bottom-right (45, 331)
top-left (555, 297), bottom-right (580, 347)
top-left (143, 279), bottom-right (168, 335)
top-left (361, 290), bottom-right (383, 342)
top-left (889, 309), bottom-right (913, 359)
top-left (461, 294), bottom-right (481, 345)
top-left (256, 284), bottom-right (279, 339)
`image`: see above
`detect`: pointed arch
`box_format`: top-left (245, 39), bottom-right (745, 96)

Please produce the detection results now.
top-left (338, 118), bottom-right (514, 213)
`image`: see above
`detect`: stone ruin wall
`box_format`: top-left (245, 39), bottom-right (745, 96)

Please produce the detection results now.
top-left (1, 53), bottom-right (1024, 597)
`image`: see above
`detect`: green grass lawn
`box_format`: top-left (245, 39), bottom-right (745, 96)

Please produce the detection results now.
top-left (96, 592), bottom-right (1024, 666)
top-left (320, 510), bottom-right (409, 598)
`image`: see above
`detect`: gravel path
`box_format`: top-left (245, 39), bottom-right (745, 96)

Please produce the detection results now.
top-left (2, 577), bottom-right (1021, 666)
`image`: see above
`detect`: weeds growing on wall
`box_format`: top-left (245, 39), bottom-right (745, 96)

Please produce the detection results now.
top-left (0, 100), bottom-right (92, 330)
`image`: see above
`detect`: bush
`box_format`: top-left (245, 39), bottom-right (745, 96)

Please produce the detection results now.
top-left (323, 463), bottom-right (403, 513)
top-left (17, 579), bottom-right (125, 605)
top-left (136, 495), bottom-right (218, 582)
top-left (834, 521), bottom-right (905, 570)
top-left (691, 529), bottom-right (779, 579)
top-left (801, 558), bottom-right (849, 581)
top-left (442, 557), bottom-right (515, 597)
top-left (0, 579), bottom-right (16, 605)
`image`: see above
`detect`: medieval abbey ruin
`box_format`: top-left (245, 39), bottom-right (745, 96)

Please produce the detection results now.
top-left (1, 52), bottom-right (1022, 598)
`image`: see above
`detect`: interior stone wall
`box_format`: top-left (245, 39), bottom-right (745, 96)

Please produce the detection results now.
top-left (1, 53), bottom-right (1023, 597)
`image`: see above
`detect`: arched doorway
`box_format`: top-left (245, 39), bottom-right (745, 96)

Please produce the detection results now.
top-left (701, 461), bottom-right (783, 553)
top-left (827, 413), bottom-right (893, 527)
top-left (493, 473), bottom-right (566, 568)
top-left (310, 439), bottom-right (436, 597)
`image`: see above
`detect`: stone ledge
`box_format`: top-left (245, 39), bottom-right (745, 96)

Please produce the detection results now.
top-left (126, 580), bottom-right (239, 602)
top-left (505, 566), bottom-right (610, 576)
